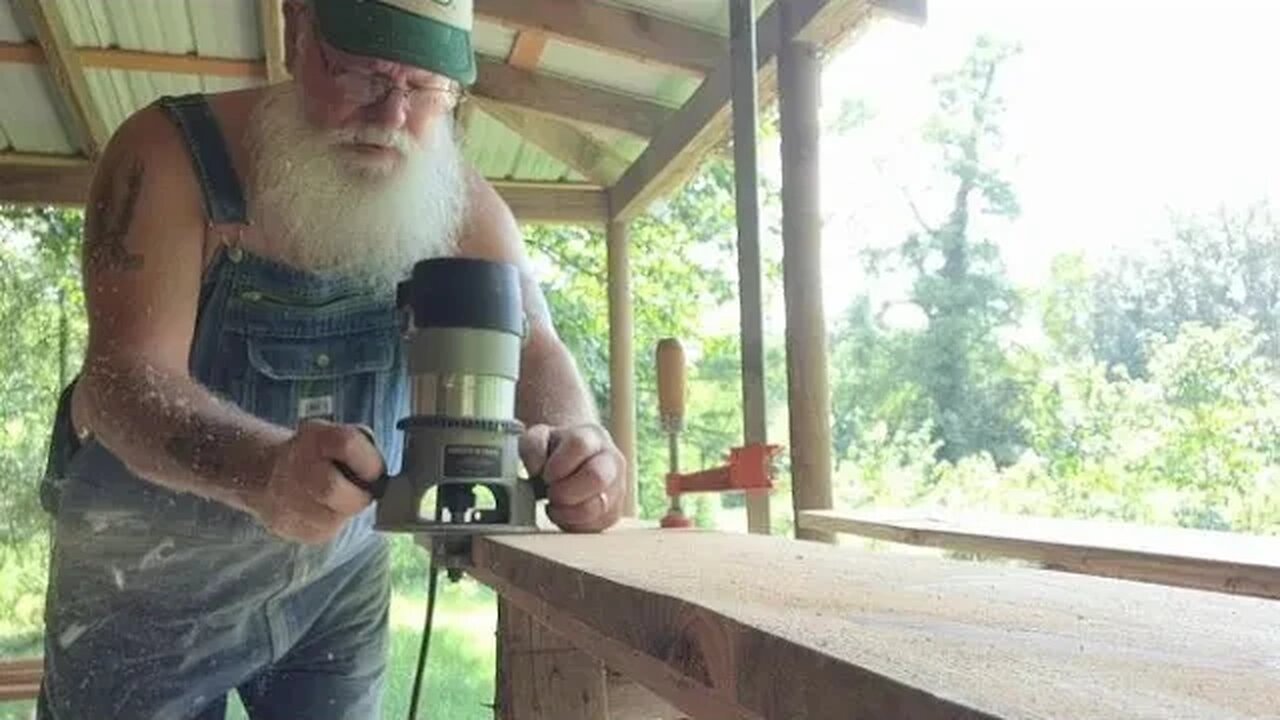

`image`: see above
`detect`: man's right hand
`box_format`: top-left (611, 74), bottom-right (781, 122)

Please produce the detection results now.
top-left (250, 420), bottom-right (383, 544)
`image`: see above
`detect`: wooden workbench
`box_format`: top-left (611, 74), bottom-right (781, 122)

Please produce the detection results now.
top-left (468, 527), bottom-right (1280, 720)
top-left (798, 507), bottom-right (1280, 601)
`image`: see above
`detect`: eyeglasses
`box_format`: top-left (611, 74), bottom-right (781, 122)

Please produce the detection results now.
top-left (313, 25), bottom-right (464, 114)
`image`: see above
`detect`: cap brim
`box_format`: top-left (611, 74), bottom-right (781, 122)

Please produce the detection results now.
top-left (313, 0), bottom-right (476, 86)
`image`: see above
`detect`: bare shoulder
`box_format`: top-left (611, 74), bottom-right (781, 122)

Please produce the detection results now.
top-left (454, 166), bottom-right (525, 265)
top-left (86, 102), bottom-right (208, 259)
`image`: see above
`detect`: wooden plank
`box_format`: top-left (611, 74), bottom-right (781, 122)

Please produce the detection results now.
top-left (475, 58), bottom-right (671, 138)
top-left (608, 0), bottom-right (882, 221)
top-left (0, 158), bottom-right (605, 225)
top-left (478, 100), bottom-right (629, 185)
top-left (497, 597), bottom-right (609, 720)
top-left (475, 0), bottom-right (725, 75)
top-left (469, 528), bottom-right (1280, 720)
top-left (507, 31), bottom-right (548, 70)
top-left (778, 12), bottom-right (834, 543)
top-left (495, 183), bottom-right (607, 225)
top-left (0, 684), bottom-right (40, 702)
top-left (258, 0), bottom-right (288, 83)
top-left (0, 41), bottom-right (41, 64)
top-left (0, 40), bottom-right (263, 78)
top-left (606, 219), bottom-right (637, 517)
top-left (798, 508), bottom-right (1280, 601)
top-left (15, 0), bottom-right (109, 156)
top-left (0, 159), bottom-right (93, 206)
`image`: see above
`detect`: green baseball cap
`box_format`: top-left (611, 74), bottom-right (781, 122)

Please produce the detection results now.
top-left (311, 0), bottom-right (477, 86)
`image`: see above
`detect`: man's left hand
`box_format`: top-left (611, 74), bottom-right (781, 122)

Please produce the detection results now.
top-left (520, 423), bottom-right (625, 533)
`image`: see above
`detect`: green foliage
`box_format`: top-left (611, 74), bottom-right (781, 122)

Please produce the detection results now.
top-left (1089, 202), bottom-right (1280, 376)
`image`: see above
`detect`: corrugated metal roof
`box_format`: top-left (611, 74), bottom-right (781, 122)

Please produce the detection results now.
top-left (0, 65), bottom-right (75, 154)
top-left (0, 0), bottom-right (30, 41)
top-left (0, 0), bottom-right (831, 190)
top-left (537, 38), bottom-right (700, 109)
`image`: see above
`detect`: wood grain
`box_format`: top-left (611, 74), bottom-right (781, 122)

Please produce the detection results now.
top-left (470, 528), bottom-right (1280, 720)
top-left (799, 508), bottom-right (1280, 600)
top-left (498, 598), bottom-right (609, 720)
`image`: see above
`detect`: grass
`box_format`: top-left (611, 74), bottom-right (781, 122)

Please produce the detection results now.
top-left (2, 538), bottom-right (498, 720)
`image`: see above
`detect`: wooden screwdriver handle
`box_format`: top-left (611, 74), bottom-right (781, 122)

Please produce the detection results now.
top-left (656, 338), bottom-right (686, 430)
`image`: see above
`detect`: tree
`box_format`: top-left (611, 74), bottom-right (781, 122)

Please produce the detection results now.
top-left (836, 35), bottom-right (1027, 465)
top-left (1090, 202), bottom-right (1280, 377)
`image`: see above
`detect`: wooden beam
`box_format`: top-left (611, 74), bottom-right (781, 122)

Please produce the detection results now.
top-left (468, 528), bottom-right (1280, 720)
top-left (608, 0), bottom-right (882, 221)
top-left (0, 160), bottom-right (93, 206)
top-left (495, 182), bottom-right (608, 225)
top-left (259, 0), bottom-right (288, 83)
top-left (0, 157), bottom-right (605, 225)
top-left (497, 598), bottom-right (609, 720)
top-left (475, 0), bottom-right (725, 76)
top-left (798, 508), bottom-right (1280, 601)
top-left (0, 41), bottom-right (263, 78)
top-left (0, 40), bottom-right (668, 140)
top-left (479, 100), bottom-right (628, 185)
top-left (778, 8), bottom-right (834, 543)
top-left (15, 0), bottom-right (109, 157)
top-left (475, 58), bottom-right (671, 138)
top-left (728, 0), bottom-right (771, 536)
top-left (506, 31), bottom-right (548, 71)
top-left (607, 219), bottom-right (637, 517)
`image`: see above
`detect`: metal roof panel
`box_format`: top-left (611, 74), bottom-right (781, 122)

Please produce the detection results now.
top-left (463, 106), bottom-right (579, 182)
top-left (537, 38), bottom-right (700, 109)
top-left (473, 19), bottom-right (516, 60)
top-left (0, 0), bottom-right (32, 42)
top-left (0, 65), bottom-right (75, 154)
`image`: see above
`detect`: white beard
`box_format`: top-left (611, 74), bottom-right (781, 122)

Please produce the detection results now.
top-left (244, 83), bottom-right (467, 288)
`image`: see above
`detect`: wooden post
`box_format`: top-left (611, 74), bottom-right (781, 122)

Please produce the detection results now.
top-left (779, 5), bottom-right (835, 543)
top-left (729, 0), bottom-right (771, 535)
top-left (607, 219), bottom-right (638, 517)
top-left (496, 598), bottom-right (609, 719)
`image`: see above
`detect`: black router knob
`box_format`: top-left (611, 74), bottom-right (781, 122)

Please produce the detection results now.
top-left (398, 257), bottom-right (523, 335)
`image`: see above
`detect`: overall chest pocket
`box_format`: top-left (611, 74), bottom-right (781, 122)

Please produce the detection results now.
top-left (223, 287), bottom-right (404, 439)
top-left (244, 329), bottom-right (398, 431)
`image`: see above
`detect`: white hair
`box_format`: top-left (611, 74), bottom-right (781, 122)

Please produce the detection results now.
top-left (244, 82), bottom-right (468, 288)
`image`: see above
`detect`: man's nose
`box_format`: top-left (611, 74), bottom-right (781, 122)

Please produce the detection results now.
top-left (363, 90), bottom-right (408, 130)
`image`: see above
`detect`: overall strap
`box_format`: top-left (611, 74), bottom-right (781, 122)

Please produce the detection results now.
top-left (155, 93), bottom-right (248, 226)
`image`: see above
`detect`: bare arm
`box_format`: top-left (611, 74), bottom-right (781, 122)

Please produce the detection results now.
top-left (455, 169), bottom-right (622, 532)
top-left (71, 105), bottom-right (379, 545)
top-left (454, 170), bottom-right (598, 428)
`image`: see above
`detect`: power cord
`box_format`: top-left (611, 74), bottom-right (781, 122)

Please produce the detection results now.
top-left (408, 503), bottom-right (445, 720)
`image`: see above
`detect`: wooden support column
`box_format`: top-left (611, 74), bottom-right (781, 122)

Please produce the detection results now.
top-left (607, 219), bottom-right (638, 517)
top-left (496, 598), bottom-right (608, 719)
top-left (778, 6), bottom-right (835, 543)
top-left (729, 0), bottom-right (771, 536)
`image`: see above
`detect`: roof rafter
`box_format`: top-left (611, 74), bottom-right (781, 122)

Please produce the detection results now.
top-left (474, 99), bottom-right (629, 185)
top-left (0, 42), bottom-right (663, 138)
top-left (14, 0), bottom-right (109, 158)
top-left (475, 58), bottom-right (671, 139)
top-left (608, 0), bottom-right (918, 220)
top-left (475, 0), bottom-right (725, 76)
top-left (259, 0), bottom-right (289, 83)
top-left (0, 153), bottom-right (606, 223)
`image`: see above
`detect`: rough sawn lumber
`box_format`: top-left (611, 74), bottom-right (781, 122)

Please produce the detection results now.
top-left (468, 528), bottom-right (1280, 720)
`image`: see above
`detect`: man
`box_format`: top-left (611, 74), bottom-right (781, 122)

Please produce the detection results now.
top-left (36, 0), bottom-right (624, 717)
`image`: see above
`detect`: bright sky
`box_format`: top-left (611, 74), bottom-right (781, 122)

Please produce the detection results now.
top-left (749, 0), bottom-right (1280, 329)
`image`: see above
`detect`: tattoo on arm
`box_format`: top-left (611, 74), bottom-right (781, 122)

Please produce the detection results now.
top-left (87, 159), bottom-right (145, 271)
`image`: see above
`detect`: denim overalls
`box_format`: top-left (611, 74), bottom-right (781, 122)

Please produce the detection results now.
top-left (37, 93), bottom-right (409, 720)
